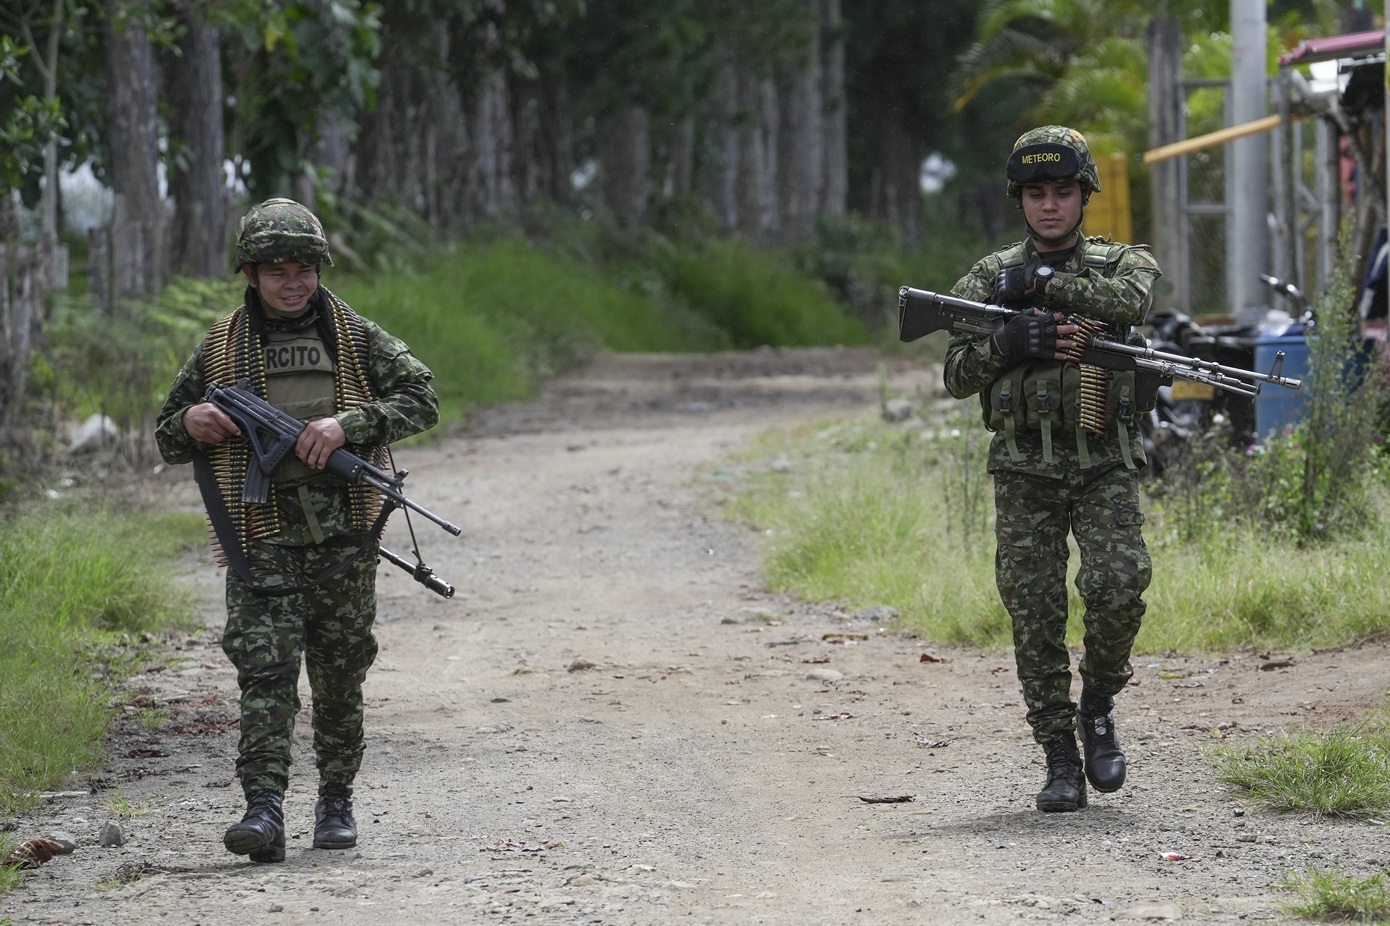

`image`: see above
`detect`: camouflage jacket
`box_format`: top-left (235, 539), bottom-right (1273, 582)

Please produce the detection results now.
top-left (155, 293), bottom-right (439, 544)
top-left (942, 235), bottom-right (1161, 477)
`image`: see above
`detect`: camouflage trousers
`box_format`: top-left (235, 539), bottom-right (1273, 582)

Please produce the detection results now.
top-left (222, 535), bottom-right (379, 798)
top-left (993, 463), bottom-right (1150, 743)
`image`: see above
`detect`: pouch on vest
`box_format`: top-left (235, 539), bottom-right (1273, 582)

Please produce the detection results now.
top-left (1022, 363), bottom-right (1065, 464)
top-left (984, 365), bottom-right (1029, 462)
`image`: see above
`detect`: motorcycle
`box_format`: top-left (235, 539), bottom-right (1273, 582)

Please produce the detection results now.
top-left (1140, 275), bottom-right (1308, 477)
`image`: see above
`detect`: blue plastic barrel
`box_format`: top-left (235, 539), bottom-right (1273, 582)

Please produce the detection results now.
top-left (1253, 330), bottom-right (1309, 437)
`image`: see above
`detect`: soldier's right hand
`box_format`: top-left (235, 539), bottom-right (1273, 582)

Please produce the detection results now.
top-left (992, 309), bottom-right (1077, 360)
top-left (182, 403), bottom-right (241, 445)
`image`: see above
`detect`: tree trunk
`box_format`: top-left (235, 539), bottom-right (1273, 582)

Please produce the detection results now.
top-left (665, 115), bottom-right (696, 199)
top-left (356, 61), bottom-right (405, 207)
top-left (702, 51), bottom-right (741, 233)
top-left (737, 74), bottom-right (779, 242)
top-left (1147, 17), bottom-right (1183, 310)
top-left (597, 103), bottom-right (652, 227)
top-left (820, 0), bottom-right (847, 218)
top-left (0, 199), bottom-right (41, 430)
top-left (778, 3), bottom-right (824, 243)
top-left (103, 0), bottom-right (163, 302)
top-left (38, 0), bottom-right (67, 290)
top-left (166, 5), bottom-right (226, 279)
top-left (467, 70), bottom-right (519, 222)
top-left (541, 80), bottom-right (576, 206)
top-left (873, 118), bottom-right (921, 245)
top-left (514, 76), bottom-right (576, 212)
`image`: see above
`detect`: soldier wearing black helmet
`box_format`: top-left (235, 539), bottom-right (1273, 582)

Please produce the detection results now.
top-left (943, 127), bottom-right (1162, 812)
top-left (155, 199), bottom-right (440, 860)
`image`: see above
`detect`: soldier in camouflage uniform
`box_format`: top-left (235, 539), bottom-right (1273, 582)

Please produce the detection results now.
top-left (155, 199), bottom-right (439, 861)
top-left (943, 127), bottom-right (1161, 812)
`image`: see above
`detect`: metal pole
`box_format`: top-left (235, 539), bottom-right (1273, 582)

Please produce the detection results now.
top-left (1230, 0), bottom-right (1269, 324)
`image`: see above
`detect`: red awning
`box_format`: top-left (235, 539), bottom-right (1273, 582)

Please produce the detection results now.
top-left (1279, 29), bottom-right (1385, 67)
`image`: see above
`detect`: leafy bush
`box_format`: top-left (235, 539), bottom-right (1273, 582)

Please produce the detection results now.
top-left (1147, 230), bottom-right (1388, 546)
top-left (654, 237), bottom-right (869, 349)
top-left (335, 237), bottom-right (728, 420)
top-left (36, 277), bottom-right (236, 467)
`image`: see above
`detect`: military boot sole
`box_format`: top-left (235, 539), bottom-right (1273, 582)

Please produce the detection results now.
top-left (224, 827), bottom-right (286, 863)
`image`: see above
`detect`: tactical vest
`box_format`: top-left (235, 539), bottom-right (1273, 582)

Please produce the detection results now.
top-left (262, 323), bottom-right (338, 485)
top-left (200, 288), bottom-right (387, 549)
top-left (979, 238), bottom-right (1154, 470)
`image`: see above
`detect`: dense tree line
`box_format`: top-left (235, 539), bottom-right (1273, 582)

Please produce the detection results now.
top-left (0, 0), bottom-right (1350, 431)
top-left (2, 0), bottom-right (990, 283)
top-left (4, 1), bottom-right (1350, 259)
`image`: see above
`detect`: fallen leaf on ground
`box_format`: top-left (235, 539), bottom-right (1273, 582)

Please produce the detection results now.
top-left (3, 838), bottom-right (68, 870)
top-left (918, 652), bottom-right (945, 663)
top-left (858, 794), bottom-right (914, 804)
top-left (822, 633), bottom-right (867, 643)
top-left (915, 737), bottom-right (949, 748)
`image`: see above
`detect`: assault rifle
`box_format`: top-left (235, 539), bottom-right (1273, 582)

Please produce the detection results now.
top-left (200, 379), bottom-right (459, 598)
top-left (898, 286), bottom-right (1303, 398)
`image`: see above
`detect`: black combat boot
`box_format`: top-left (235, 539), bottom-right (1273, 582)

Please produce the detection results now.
top-left (223, 791), bottom-right (285, 862)
top-left (1077, 689), bottom-right (1127, 793)
top-left (313, 781), bottom-right (357, 849)
top-left (1036, 734), bottom-right (1088, 812)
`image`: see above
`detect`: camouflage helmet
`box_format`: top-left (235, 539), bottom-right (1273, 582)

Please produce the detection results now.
top-left (1005, 125), bottom-right (1102, 199)
top-left (234, 198), bottom-right (333, 272)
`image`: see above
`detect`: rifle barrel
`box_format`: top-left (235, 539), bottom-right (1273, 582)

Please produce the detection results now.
top-left (359, 472), bottom-right (462, 535)
top-left (1094, 336), bottom-right (1302, 391)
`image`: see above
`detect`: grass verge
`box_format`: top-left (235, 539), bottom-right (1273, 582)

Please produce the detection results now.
top-left (719, 412), bottom-right (1390, 653)
top-left (0, 498), bottom-right (205, 818)
top-left (1279, 868), bottom-right (1390, 923)
top-left (1215, 716), bottom-right (1390, 819)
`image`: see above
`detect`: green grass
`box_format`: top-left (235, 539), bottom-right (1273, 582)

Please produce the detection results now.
top-left (721, 413), bottom-right (1390, 653)
top-left (1215, 717), bottom-right (1390, 819)
top-left (1279, 868), bottom-right (1390, 923)
top-left (0, 500), bottom-right (205, 816)
top-left (656, 237), bottom-right (870, 350)
top-left (334, 238), bottom-right (725, 419)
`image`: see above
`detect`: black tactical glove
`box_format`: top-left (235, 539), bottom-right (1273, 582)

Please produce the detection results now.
top-left (993, 265), bottom-right (1054, 306)
top-left (993, 266), bottom-right (1031, 305)
top-left (992, 308), bottom-right (1059, 360)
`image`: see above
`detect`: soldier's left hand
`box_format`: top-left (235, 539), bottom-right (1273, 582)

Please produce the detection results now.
top-left (297, 417), bottom-right (347, 470)
top-left (994, 267), bottom-right (1044, 305)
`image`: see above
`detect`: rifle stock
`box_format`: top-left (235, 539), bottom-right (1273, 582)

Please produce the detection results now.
top-left (898, 286), bottom-right (1302, 397)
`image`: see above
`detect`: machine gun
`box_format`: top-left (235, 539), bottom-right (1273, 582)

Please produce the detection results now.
top-left (200, 379), bottom-right (459, 598)
top-left (898, 286), bottom-right (1303, 398)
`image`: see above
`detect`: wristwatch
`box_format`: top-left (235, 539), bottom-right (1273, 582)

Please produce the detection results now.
top-left (1033, 264), bottom-right (1055, 294)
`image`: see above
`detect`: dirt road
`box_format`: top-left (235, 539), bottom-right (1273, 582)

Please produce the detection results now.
top-left (4, 347), bottom-right (1389, 926)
